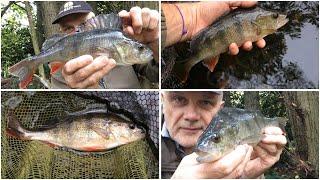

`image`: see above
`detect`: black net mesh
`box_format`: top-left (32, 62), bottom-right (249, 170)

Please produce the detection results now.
top-left (1, 91), bottom-right (159, 179)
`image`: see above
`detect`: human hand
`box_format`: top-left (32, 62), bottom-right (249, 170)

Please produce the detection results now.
top-left (242, 127), bottom-right (287, 178)
top-left (191, 1), bottom-right (265, 55)
top-left (172, 144), bottom-right (253, 179)
top-left (119, 7), bottom-right (159, 61)
top-left (61, 55), bottom-right (116, 88)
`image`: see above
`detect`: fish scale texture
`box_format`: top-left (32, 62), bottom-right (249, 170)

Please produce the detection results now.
top-left (1, 91), bottom-right (159, 179)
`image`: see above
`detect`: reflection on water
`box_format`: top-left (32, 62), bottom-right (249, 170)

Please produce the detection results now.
top-left (284, 23), bottom-right (318, 85)
top-left (162, 1), bottom-right (319, 89)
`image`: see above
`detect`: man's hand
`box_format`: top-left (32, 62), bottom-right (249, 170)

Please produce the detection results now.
top-left (119, 7), bottom-right (159, 61)
top-left (242, 127), bottom-right (287, 178)
top-left (192, 1), bottom-right (265, 55)
top-left (61, 55), bottom-right (116, 88)
top-left (172, 144), bottom-right (253, 179)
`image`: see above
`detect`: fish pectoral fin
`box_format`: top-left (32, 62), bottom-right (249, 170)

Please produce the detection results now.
top-left (92, 127), bottom-right (111, 139)
top-left (251, 21), bottom-right (262, 35)
top-left (49, 62), bottom-right (64, 75)
top-left (241, 135), bottom-right (261, 145)
top-left (93, 47), bottom-right (112, 58)
top-left (202, 56), bottom-right (219, 72)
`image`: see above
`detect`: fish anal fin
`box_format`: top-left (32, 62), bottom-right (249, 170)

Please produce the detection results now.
top-left (202, 56), bottom-right (219, 72)
top-left (49, 62), bottom-right (64, 75)
top-left (19, 74), bottom-right (33, 89)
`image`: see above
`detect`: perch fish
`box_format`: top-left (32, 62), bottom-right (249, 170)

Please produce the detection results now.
top-left (195, 107), bottom-right (287, 163)
top-left (6, 110), bottom-right (145, 151)
top-left (9, 14), bottom-right (153, 88)
top-left (174, 7), bottom-right (288, 82)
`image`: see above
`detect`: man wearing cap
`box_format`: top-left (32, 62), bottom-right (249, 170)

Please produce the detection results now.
top-left (50, 1), bottom-right (159, 88)
top-left (161, 91), bottom-right (287, 178)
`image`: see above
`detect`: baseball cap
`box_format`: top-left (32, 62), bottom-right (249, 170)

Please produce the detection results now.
top-left (52, 1), bottom-right (93, 24)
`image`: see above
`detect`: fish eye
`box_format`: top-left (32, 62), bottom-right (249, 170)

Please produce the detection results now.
top-left (272, 13), bottom-right (279, 19)
top-left (129, 124), bottom-right (135, 129)
top-left (138, 45), bottom-right (144, 51)
top-left (212, 134), bottom-right (221, 143)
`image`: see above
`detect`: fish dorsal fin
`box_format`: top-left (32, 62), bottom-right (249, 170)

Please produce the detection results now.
top-left (41, 34), bottom-right (67, 51)
top-left (77, 13), bottom-right (122, 32)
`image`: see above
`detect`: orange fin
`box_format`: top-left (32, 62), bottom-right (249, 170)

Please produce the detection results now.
top-left (202, 56), bottom-right (219, 72)
top-left (82, 146), bottom-right (103, 152)
top-left (19, 74), bottom-right (34, 89)
top-left (50, 62), bottom-right (64, 75)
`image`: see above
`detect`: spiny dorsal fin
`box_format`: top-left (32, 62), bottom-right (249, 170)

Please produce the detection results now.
top-left (41, 34), bottom-right (67, 51)
top-left (77, 13), bottom-right (122, 32)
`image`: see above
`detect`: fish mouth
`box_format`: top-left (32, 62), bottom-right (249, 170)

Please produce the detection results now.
top-left (277, 14), bottom-right (289, 29)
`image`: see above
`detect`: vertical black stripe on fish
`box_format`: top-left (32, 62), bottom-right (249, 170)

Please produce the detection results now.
top-left (234, 21), bottom-right (245, 43)
top-left (216, 27), bottom-right (229, 49)
top-left (253, 113), bottom-right (264, 130)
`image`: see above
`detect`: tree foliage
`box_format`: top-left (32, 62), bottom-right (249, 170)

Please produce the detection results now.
top-left (1, 16), bottom-right (34, 78)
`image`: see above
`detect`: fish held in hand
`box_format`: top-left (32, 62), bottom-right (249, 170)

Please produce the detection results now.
top-left (174, 7), bottom-right (289, 82)
top-left (6, 111), bottom-right (145, 152)
top-left (195, 107), bottom-right (287, 163)
top-left (9, 14), bottom-right (153, 88)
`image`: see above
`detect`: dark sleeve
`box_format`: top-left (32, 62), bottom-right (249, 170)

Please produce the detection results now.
top-left (161, 8), bottom-right (167, 51)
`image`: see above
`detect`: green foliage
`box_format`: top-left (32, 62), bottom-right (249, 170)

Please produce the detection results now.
top-left (259, 92), bottom-right (286, 118)
top-left (229, 91), bottom-right (244, 108)
top-left (1, 18), bottom-right (34, 78)
top-left (96, 2), bottom-right (127, 14)
top-left (227, 91), bottom-right (286, 118)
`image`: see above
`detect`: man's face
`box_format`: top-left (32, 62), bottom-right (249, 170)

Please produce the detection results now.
top-left (58, 13), bottom-right (92, 34)
top-left (162, 92), bottom-right (224, 148)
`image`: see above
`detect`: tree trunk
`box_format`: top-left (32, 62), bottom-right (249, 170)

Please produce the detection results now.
top-left (35, 2), bottom-right (45, 49)
top-left (224, 91), bottom-right (232, 107)
top-left (283, 91), bottom-right (319, 176)
top-left (244, 91), bottom-right (260, 110)
top-left (24, 1), bottom-right (45, 79)
top-left (38, 2), bottom-right (60, 38)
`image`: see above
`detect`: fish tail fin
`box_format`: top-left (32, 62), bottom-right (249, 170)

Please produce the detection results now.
top-left (6, 111), bottom-right (30, 140)
top-left (9, 59), bottom-right (36, 89)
